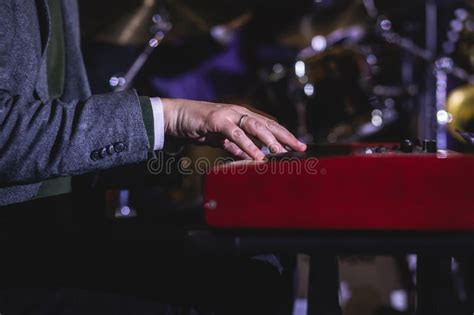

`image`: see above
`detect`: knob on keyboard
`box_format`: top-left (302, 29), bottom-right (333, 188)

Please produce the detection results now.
top-left (423, 140), bottom-right (437, 153)
top-left (400, 140), bottom-right (414, 153)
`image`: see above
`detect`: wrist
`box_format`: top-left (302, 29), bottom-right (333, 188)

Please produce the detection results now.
top-left (161, 98), bottom-right (175, 136)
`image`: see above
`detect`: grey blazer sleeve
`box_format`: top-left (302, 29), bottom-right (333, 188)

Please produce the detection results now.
top-left (0, 89), bottom-right (151, 186)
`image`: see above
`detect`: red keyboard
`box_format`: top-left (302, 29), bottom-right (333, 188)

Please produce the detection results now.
top-left (204, 143), bottom-right (474, 230)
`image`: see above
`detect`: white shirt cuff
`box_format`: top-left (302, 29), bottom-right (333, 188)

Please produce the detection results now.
top-left (150, 97), bottom-right (165, 151)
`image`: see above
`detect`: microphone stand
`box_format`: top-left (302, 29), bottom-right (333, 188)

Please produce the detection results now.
top-left (106, 7), bottom-right (171, 219)
top-left (110, 11), bottom-right (172, 91)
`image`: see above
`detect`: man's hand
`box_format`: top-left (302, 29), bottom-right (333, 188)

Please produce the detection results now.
top-left (161, 98), bottom-right (307, 160)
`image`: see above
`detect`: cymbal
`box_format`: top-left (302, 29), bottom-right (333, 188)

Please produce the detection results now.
top-left (79, 0), bottom-right (249, 45)
top-left (446, 84), bottom-right (474, 142)
top-left (95, 0), bottom-right (158, 45)
top-left (277, 1), bottom-right (369, 49)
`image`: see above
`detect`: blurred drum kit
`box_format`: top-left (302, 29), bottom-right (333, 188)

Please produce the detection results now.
top-left (287, 4), bottom-right (403, 144)
top-left (81, 0), bottom-right (474, 146)
top-left (277, 0), bottom-right (474, 145)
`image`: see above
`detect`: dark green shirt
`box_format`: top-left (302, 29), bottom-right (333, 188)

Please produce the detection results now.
top-left (36, 0), bottom-right (71, 199)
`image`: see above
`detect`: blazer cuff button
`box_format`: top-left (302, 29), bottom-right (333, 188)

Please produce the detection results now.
top-left (99, 147), bottom-right (108, 159)
top-left (90, 150), bottom-right (100, 161)
top-left (114, 142), bottom-right (125, 153)
top-left (106, 144), bottom-right (115, 155)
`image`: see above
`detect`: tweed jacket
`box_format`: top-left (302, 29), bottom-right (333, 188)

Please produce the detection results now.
top-left (0, 0), bottom-right (151, 205)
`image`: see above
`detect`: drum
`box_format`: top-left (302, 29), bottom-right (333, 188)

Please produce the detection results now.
top-left (294, 43), bottom-right (401, 143)
top-left (260, 0), bottom-right (424, 144)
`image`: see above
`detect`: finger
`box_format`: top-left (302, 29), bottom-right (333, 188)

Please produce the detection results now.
top-left (222, 139), bottom-right (252, 160)
top-left (222, 124), bottom-right (265, 160)
top-left (232, 106), bottom-right (306, 152)
top-left (240, 116), bottom-right (287, 154)
top-left (263, 119), bottom-right (306, 152)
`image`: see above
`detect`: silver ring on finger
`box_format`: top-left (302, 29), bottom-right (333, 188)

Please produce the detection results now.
top-left (238, 114), bottom-right (249, 128)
